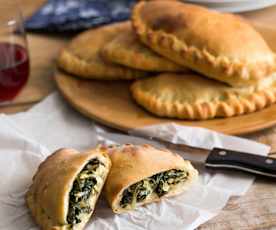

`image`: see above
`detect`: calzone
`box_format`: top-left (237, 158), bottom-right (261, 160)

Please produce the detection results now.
top-left (104, 144), bottom-right (198, 213)
top-left (26, 148), bottom-right (111, 230)
top-left (132, 0), bottom-right (276, 86)
top-left (131, 73), bottom-right (276, 120)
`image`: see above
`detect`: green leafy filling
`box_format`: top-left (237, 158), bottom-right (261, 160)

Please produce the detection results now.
top-left (67, 158), bottom-right (104, 225)
top-left (120, 169), bottom-right (189, 208)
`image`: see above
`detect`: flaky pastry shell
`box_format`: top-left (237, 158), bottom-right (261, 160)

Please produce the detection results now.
top-left (101, 23), bottom-right (184, 72)
top-left (132, 0), bottom-right (276, 86)
top-left (104, 144), bottom-right (198, 214)
top-left (58, 22), bottom-right (147, 80)
top-left (26, 148), bottom-right (111, 230)
top-left (131, 73), bottom-right (276, 120)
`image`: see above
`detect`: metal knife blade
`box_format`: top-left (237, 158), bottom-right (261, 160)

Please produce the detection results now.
top-left (136, 137), bottom-right (276, 178)
top-left (100, 131), bottom-right (276, 178)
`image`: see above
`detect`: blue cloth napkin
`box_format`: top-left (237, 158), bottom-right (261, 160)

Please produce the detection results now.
top-left (25, 0), bottom-right (137, 32)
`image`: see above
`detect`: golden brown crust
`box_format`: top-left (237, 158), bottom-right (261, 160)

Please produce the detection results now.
top-left (26, 148), bottom-right (111, 230)
top-left (103, 144), bottom-right (198, 213)
top-left (58, 22), bottom-right (147, 80)
top-left (101, 23), bottom-right (185, 72)
top-left (131, 73), bottom-right (276, 120)
top-left (132, 1), bottom-right (276, 86)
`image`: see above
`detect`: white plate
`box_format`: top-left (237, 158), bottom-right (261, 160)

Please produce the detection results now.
top-left (184, 0), bottom-right (276, 12)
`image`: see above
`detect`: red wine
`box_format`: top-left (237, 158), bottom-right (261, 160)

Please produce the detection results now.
top-left (0, 42), bottom-right (29, 101)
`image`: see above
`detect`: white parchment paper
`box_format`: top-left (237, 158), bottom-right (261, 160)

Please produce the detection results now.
top-left (0, 93), bottom-right (270, 230)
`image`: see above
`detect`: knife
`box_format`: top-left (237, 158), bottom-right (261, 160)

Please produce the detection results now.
top-left (98, 131), bottom-right (276, 178)
top-left (132, 135), bottom-right (276, 178)
top-left (204, 147), bottom-right (276, 178)
top-left (134, 135), bottom-right (276, 178)
top-left (150, 135), bottom-right (276, 178)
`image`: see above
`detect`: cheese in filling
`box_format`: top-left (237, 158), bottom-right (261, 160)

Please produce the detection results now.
top-left (120, 169), bottom-right (189, 209)
top-left (67, 158), bottom-right (105, 227)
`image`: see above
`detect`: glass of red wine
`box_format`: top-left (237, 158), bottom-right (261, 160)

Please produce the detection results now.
top-left (0, 3), bottom-right (29, 103)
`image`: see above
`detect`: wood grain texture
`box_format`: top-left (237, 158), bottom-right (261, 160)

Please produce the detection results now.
top-left (55, 70), bottom-right (276, 135)
top-left (199, 178), bottom-right (276, 230)
top-left (55, 24), bottom-right (276, 135)
top-left (3, 0), bottom-right (276, 229)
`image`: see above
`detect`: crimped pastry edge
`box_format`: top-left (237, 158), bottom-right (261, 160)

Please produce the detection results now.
top-left (131, 1), bottom-right (276, 87)
top-left (130, 77), bottom-right (276, 120)
top-left (58, 46), bottom-right (147, 81)
top-left (100, 32), bottom-right (184, 72)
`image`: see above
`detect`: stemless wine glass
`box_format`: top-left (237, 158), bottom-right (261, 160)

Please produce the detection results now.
top-left (0, 2), bottom-right (30, 103)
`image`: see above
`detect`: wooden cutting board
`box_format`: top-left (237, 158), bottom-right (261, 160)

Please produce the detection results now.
top-left (55, 70), bottom-right (276, 135)
top-left (55, 24), bottom-right (276, 135)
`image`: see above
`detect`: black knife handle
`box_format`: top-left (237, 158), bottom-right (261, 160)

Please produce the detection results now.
top-left (206, 148), bottom-right (276, 178)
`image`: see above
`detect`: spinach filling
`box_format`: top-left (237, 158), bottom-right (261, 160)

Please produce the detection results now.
top-left (67, 158), bottom-right (104, 225)
top-left (120, 169), bottom-right (189, 208)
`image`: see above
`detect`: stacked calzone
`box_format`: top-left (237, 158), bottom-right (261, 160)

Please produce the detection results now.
top-left (129, 0), bottom-right (276, 119)
top-left (26, 144), bottom-right (198, 229)
top-left (57, 0), bottom-right (276, 120)
top-left (132, 0), bottom-right (276, 87)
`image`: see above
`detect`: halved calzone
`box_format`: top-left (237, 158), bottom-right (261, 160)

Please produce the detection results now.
top-left (132, 0), bottom-right (276, 86)
top-left (26, 148), bottom-right (111, 230)
top-left (104, 144), bottom-right (198, 213)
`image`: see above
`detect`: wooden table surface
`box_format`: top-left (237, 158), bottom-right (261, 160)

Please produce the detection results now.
top-left (4, 1), bottom-right (276, 229)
